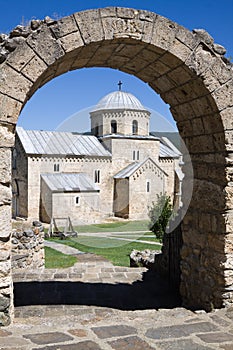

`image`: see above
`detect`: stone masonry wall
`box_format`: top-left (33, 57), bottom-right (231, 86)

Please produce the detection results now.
top-left (0, 7), bottom-right (233, 324)
top-left (11, 227), bottom-right (44, 270)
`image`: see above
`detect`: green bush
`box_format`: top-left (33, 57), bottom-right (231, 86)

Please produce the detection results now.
top-left (148, 194), bottom-right (173, 242)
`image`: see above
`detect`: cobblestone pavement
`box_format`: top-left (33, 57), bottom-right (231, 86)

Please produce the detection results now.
top-left (5, 246), bottom-right (233, 349)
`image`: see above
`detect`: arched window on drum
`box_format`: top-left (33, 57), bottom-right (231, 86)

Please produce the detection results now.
top-left (132, 120), bottom-right (138, 135)
top-left (111, 120), bottom-right (117, 134)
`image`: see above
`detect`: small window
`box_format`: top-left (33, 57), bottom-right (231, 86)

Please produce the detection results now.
top-left (132, 120), bottom-right (138, 135)
top-left (133, 150), bottom-right (136, 160)
top-left (93, 125), bottom-right (99, 136)
top-left (94, 170), bottom-right (100, 183)
top-left (54, 164), bottom-right (60, 172)
top-left (146, 181), bottom-right (150, 193)
top-left (133, 150), bottom-right (139, 161)
top-left (111, 120), bottom-right (117, 134)
top-left (12, 148), bottom-right (17, 169)
top-left (75, 196), bottom-right (80, 206)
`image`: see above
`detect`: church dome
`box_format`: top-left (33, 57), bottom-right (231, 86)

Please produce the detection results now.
top-left (92, 90), bottom-right (147, 112)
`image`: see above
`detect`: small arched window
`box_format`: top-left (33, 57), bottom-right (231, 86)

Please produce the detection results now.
top-left (111, 120), bottom-right (117, 134)
top-left (132, 120), bottom-right (138, 135)
top-left (12, 179), bottom-right (19, 196)
top-left (12, 148), bottom-right (17, 169)
top-left (54, 164), bottom-right (60, 172)
top-left (92, 125), bottom-right (99, 136)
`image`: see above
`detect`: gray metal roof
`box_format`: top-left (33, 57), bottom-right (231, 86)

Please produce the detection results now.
top-left (41, 173), bottom-right (100, 192)
top-left (114, 158), bottom-right (167, 179)
top-left (159, 137), bottom-right (181, 158)
top-left (16, 126), bottom-right (111, 157)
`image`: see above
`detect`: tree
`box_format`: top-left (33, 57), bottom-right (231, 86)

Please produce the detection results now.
top-left (148, 194), bottom-right (173, 242)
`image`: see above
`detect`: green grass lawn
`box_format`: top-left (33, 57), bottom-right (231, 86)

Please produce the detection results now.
top-left (46, 237), bottom-right (161, 267)
top-left (45, 220), bottom-right (151, 235)
top-left (45, 246), bottom-right (78, 269)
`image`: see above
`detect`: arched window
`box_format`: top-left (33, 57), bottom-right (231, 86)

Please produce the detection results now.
top-left (111, 120), bottom-right (117, 134)
top-left (54, 163), bottom-right (60, 172)
top-left (92, 125), bottom-right (99, 136)
top-left (132, 120), bottom-right (138, 135)
top-left (12, 148), bottom-right (17, 169)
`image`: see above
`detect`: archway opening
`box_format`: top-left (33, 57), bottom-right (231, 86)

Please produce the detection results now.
top-left (0, 8), bottom-right (232, 326)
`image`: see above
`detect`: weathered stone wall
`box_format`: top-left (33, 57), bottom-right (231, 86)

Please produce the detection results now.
top-left (113, 178), bottom-right (129, 217)
top-left (12, 135), bottom-right (28, 218)
top-left (90, 109), bottom-right (150, 136)
top-left (11, 227), bottom-right (44, 270)
top-left (42, 190), bottom-right (102, 225)
top-left (0, 7), bottom-right (232, 324)
top-left (25, 154), bottom-right (113, 221)
top-left (129, 158), bottom-right (166, 220)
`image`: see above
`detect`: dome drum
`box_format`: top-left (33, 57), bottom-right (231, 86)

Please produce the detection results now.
top-left (90, 90), bottom-right (151, 137)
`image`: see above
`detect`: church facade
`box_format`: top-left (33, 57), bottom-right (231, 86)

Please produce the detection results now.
top-left (12, 89), bottom-right (183, 225)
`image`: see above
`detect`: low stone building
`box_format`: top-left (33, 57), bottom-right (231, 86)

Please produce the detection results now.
top-left (12, 88), bottom-right (183, 224)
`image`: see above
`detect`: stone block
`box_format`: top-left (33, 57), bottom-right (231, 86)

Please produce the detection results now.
top-left (6, 41), bottom-right (35, 72)
top-left (74, 10), bottom-right (104, 44)
top-left (190, 95), bottom-right (218, 117)
top-left (101, 18), bottom-right (116, 40)
top-left (0, 184), bottom-right (11, 205)
top-left (202, 113), bottom-right (224, 136)
top-left (0, 123), bottom-right (15, 147)
top-left (170, 103), bottom-right (195, 123)
top-left (0, 294), bottom-right (10, 312)
top-left (201, 68), bottom-right (222, 93)
top-left (0, 205), bottom-right (11, 238)
top-left (100, 7), bottom-right (116, 18)
top-left (109, 336), bottom-right (155, 350)
top-left (212, 79), bottom-right (233, 112)
top-left (51, 15), bottom-right (79, 39)
top-left (54, 57), bottom-right (76, 77)
top-left (191, 179), bottom-right (225, 211)
top-left (0, 64), bottom-right (32, 102)
top-left (0, 94), bottom-right (22, 124)
top-left (23, 331), bottom-right (73, 345)
top-left (210, 58), bottom-right (232, 85)
top-left (136, 64), bottom-right (161, 84)
top-left (0, 148), bottom-right (12, 183)
top-left (116, 7), bottom-right (137, 19)
top-left (137, 47), bottom-right (161, 63)
top-left (221, 107), bottom-right (233, 130)
top-left (151, 15), bottom-right (178, 51)
top-left (21, 55), bottom-right (47, 82)
top-left (186, 43), bottom-right (217, 76)
top-left (155, 75), bottom-right (177, 94)
top-left (167, 65), bottom-right (194, 86)
top-left (138, 10), bottom-right (158, 43)
top-left (0, 261), bottom-right (11, 278)
top-left (0, 250), bottom-right (10, 262)
top-left (169, 39), bottom-right (192, 63)
top-left (27, 24), bottom-right (65, 66)
top-left (123, 56), bottom-right (151, 74)
top-left (58, 31), bottom-right (83, 53)
top-left (103, 16), bottom-right (143, 41)
top-left (176, 26), bottom-right (200, 50)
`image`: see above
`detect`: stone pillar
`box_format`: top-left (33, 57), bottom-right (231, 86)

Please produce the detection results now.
top-left (0, 146), bottom-right (14, 325)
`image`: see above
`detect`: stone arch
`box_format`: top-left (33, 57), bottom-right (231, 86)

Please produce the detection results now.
top-left (0, 7), bottom-right (233, 324)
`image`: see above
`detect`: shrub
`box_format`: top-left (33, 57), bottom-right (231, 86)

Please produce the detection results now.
top-left (148, 194), bottom-right (173, 242)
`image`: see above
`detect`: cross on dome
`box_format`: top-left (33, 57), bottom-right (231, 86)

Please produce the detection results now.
top-left (118, 80), bottom-right (123, 91)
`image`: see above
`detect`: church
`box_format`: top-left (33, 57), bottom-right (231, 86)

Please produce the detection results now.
top-left (12, 86), bottom-right (183, 225)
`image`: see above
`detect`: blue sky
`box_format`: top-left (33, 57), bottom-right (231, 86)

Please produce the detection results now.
top-left (1, 1), bottom-right (232, 132)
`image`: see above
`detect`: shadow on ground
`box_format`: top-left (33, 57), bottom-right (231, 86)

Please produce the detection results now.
top-left (14, 270), bottom-right (181, 310)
